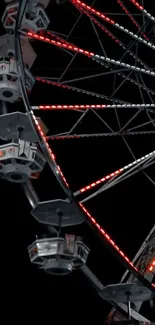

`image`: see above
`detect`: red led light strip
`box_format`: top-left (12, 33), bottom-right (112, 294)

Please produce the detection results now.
top-left (129, 0), bottom-right (143, 10)
top-left (45, 31), bottom-right (74, 47)
top-left (117, 0), bottom-right (148, 41)
top-left (32, 103), bottom-right (155, 110)
top-left (26, 31), bottom-right (155, 77)
top-left (31, 111), bottom-right (69, 187)
top-left (36, 75), bottom-right (155, 100)
top-left (79, 202), bottom-right (138, 268)
top-left (27, 31), bottom-right (94, 57)
top-left (79, 203), bottom-right (155, 289)
top-left (74, 150), bottom-right (155, 196)
top-left (71, 0), bottom-right (155, 52)
top-left (79, 169), bottom-right (122, 194)
top-left (36, 77), bottom-right (120, 103)
top-left (148, 258), bottom-right (155, 272)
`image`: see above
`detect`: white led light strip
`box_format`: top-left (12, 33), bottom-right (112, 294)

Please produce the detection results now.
top-left (93, 55), bottom-right (155, 77)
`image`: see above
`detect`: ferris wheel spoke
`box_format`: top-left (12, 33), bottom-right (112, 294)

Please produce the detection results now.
top-left (31, 30), bottom-right (155, 96)
top-left (31, 103), bottom-right (155, 112)
top-left (71, 0), bottom-right (155, 52)
top-left (135, 72), bottom-right (155, 130)
top-left (96, 154), bottom-right (155, 190)
top-left (36, 77), bottom-right (132, 104)
top-left (80, 154), bottom-right (155, 203)
top-left (73, 150), bottom-right (155, 196)
top-left (79, 3), bottom-right (150, 70)
top-left (128, 0), bottom-right (155, 24)
top-left (26, 31), bottom-right (155, 78)
top-left (46, 130), bottom-right (155, 140)
top-left (117, 0), bottom-right (149, 41)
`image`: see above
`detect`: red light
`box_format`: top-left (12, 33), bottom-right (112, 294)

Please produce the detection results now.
top-left (37, 104), bottom-right (106, 110)
top-left (129, 0), bottom-right (144, 10)
top-left (72, 0), bottom-right (115, 24)
top-left (30, 111), bottom-right (69, 187)
top-left (148, 258), bottom-right (155, 272)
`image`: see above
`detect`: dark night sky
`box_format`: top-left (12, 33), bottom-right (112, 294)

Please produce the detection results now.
top-left (1, 0), bottom-right (155, 322)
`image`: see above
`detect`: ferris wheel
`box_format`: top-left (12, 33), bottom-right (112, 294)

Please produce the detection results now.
top-left (0, 0), bottom-right (155, 322)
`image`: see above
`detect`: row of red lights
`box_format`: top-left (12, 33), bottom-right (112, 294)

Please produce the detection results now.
top-left (46, 31), bottom-right (73, 47)
top-left (148, 258), bottom-right (155, 272)
top-left (30, 111), bottom-right (69, 187)
top-left (36, 75), bottom-right (155, 103)
top-left (79, 169), bottom-right (122, 194)
top-left (80, 202), bottom-right (155, 290)
top-left (36, 104), bottom-right (107, 109)
top-left (79, 202), bottom-right (138, 268)
top-left (46, 135), bottom-right (81, 140)
top-left (129, 0), bottom-right (143, 11)
top-left (32, 104), bottom-right (155, 110)
top-left (75, 150), bottom-right (155, 195)
top-left (36, 77), bottom-right (112, 102)
top-left (75, 7), bottom-right (119, 44)
top-left (72, 0), bottom-right (115, 24)
top-left (117, 0), bottom-right (148, 41)
top-left (27, 31), bottom-right (94, 57)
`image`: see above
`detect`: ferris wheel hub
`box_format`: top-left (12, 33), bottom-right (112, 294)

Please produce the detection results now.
top-left (31, 199), bottom-right (84, 226)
